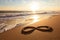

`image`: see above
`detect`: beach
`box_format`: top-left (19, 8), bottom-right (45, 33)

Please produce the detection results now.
top-left (0, 15), bottom-right (60, 40)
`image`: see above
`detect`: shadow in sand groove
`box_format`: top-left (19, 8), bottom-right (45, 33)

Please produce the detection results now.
top-left (21, 26), bottom-right (53, 35)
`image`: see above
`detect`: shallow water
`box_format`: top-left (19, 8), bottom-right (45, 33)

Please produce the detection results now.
top-left (0, 12), bottom-right (59, 33)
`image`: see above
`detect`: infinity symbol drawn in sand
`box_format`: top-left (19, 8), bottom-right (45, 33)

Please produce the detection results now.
top-left (21, 26), bottom-right (53, 35)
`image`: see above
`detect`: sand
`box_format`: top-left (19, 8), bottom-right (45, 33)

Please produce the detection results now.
top-left (0, 15), bottom-right (60, 40)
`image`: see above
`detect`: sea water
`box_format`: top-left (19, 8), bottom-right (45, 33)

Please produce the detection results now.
top-left (0, 12), bottom-right (59, 33)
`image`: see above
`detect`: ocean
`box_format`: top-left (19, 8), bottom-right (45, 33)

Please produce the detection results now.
top-left (0, 11), bottom-right (60, 33)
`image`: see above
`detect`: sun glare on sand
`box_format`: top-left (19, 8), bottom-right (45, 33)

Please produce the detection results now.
top-left (32, 15), bottom-right (39, 23)
top-left (27, 2), bottom-right (52, 25)
top-left (29, 1), bottom-right (40, 23)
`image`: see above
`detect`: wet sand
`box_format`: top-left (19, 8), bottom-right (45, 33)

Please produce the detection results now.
top-left (0, 15), bottom-right (60, 40)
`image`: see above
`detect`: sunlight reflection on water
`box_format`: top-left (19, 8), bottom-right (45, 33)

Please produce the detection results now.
top-left (0, 12), bottom-right (59, 33)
